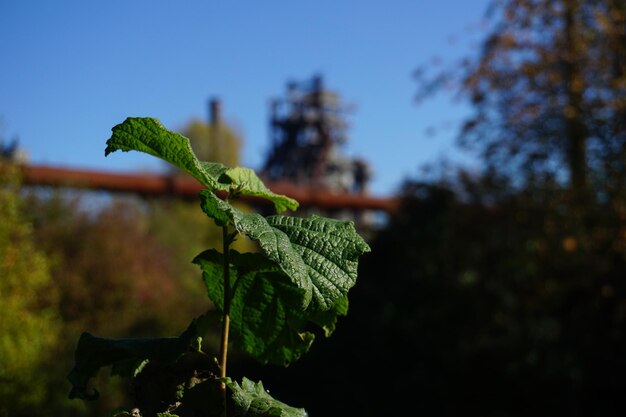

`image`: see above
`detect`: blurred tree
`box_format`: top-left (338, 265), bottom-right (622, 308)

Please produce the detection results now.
top-left (27, 195), bottom-right (197, 336)
top-left (250, 179), bottom-right (626, 417)
top-left (179, 117), bottom-right (241, 168)
top-left (0, 162), bottom-right (60, 416)
top-left (416, 0), bottom-right (626, 200)
top-left (21, 192), bottom-right (219, 416)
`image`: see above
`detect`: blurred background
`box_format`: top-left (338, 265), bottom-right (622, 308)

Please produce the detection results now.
top-left (2, 0), bottom-right (626, 416)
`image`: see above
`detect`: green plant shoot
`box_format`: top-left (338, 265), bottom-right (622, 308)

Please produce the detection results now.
top-left (67, 117), bottom-right (370, 417)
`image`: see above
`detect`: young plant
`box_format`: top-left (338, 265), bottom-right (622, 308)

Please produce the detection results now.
top-left (67, 118), bottom-right (370, 417)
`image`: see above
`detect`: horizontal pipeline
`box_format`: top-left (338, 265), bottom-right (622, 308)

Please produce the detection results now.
top-left (20, 164), bottom-right (400, 213)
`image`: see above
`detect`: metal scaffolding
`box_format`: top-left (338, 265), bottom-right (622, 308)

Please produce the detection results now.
top-left (262, 75), bottom-right (372, 194)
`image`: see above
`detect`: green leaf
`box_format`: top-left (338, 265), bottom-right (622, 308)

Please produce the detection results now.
top-left (229, 255), bottom-right (314, 365)
top-left (225, 377), bottom-right (307, 417)
top-left (198, 190), bottom-right (232, 227)
top-left (105, 118), bottom-right (297, 213)
top-left (222, 167), bottom-right (298, 213)
top-left (266, 215), bottom-right (370, 310)
top-left (105, 117), bottom-right (229, 191)
top-left (67, 315), bottom-right (210, 400)
top-left (194, 251), bottom-right (313, 365)
top-left (309, 296), bottom-right (349, 337)
top-left (192, 249), bottom-right (226, 310)
top-left (199, 192), bottom-right (371, 311)
top-left (199, 191), bottom-right (312, 308)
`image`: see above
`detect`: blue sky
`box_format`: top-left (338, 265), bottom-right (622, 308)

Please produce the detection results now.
top-left (1, 0), bottom-right (490, 196)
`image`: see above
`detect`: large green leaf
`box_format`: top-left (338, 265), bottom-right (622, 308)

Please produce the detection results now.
top-left (199, 191), bottom-right (312, 308)
top-left (225, 377), bottom-right (307, 417)
top-left (105, 118), bottom-right (297, 213)
top-left (67, 315), bottom-right (210, 400)
top-left (105, 117), bottom-right (228, 191)
top-left (200, 190), bottom-right (371, 311)
top-left (194, 251), bottom-right (314, 365)
top-left (266, 215), bottom-right (370, 310)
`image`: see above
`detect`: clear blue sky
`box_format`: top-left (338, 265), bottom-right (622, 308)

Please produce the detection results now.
top-left (1, 0), bottom-right (490, 196)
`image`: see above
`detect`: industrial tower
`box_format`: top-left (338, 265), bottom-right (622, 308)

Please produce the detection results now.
top-left (262, 75), bottom-right (371, 194)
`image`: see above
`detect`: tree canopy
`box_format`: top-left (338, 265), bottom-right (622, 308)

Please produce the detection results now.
top-left (417, 0), bottom-right (626, 198)
top-left (179, 118), bottom-right (242, 168)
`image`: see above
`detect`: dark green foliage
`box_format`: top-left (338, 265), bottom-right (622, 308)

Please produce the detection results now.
top-left (251, 180), bottom-right (626, 416)
top-left (233, 174), bottom-right (626, 417)
top-left (68, 314), bottom-right (212, 401)
top-left (363, 182), bottom-right (626, 416)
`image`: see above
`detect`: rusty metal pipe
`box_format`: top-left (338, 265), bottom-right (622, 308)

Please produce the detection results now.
top-left (20, 164), bottom-right (399, 213)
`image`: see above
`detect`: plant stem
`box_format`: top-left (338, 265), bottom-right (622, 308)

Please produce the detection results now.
top-left (219, 224), bottom-right (232, 415)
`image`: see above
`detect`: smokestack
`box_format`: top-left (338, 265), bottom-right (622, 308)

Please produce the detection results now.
top-left (209, 98), bottom-right (221, 126)
top-left (209, 97), bottom-right (221, 162)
